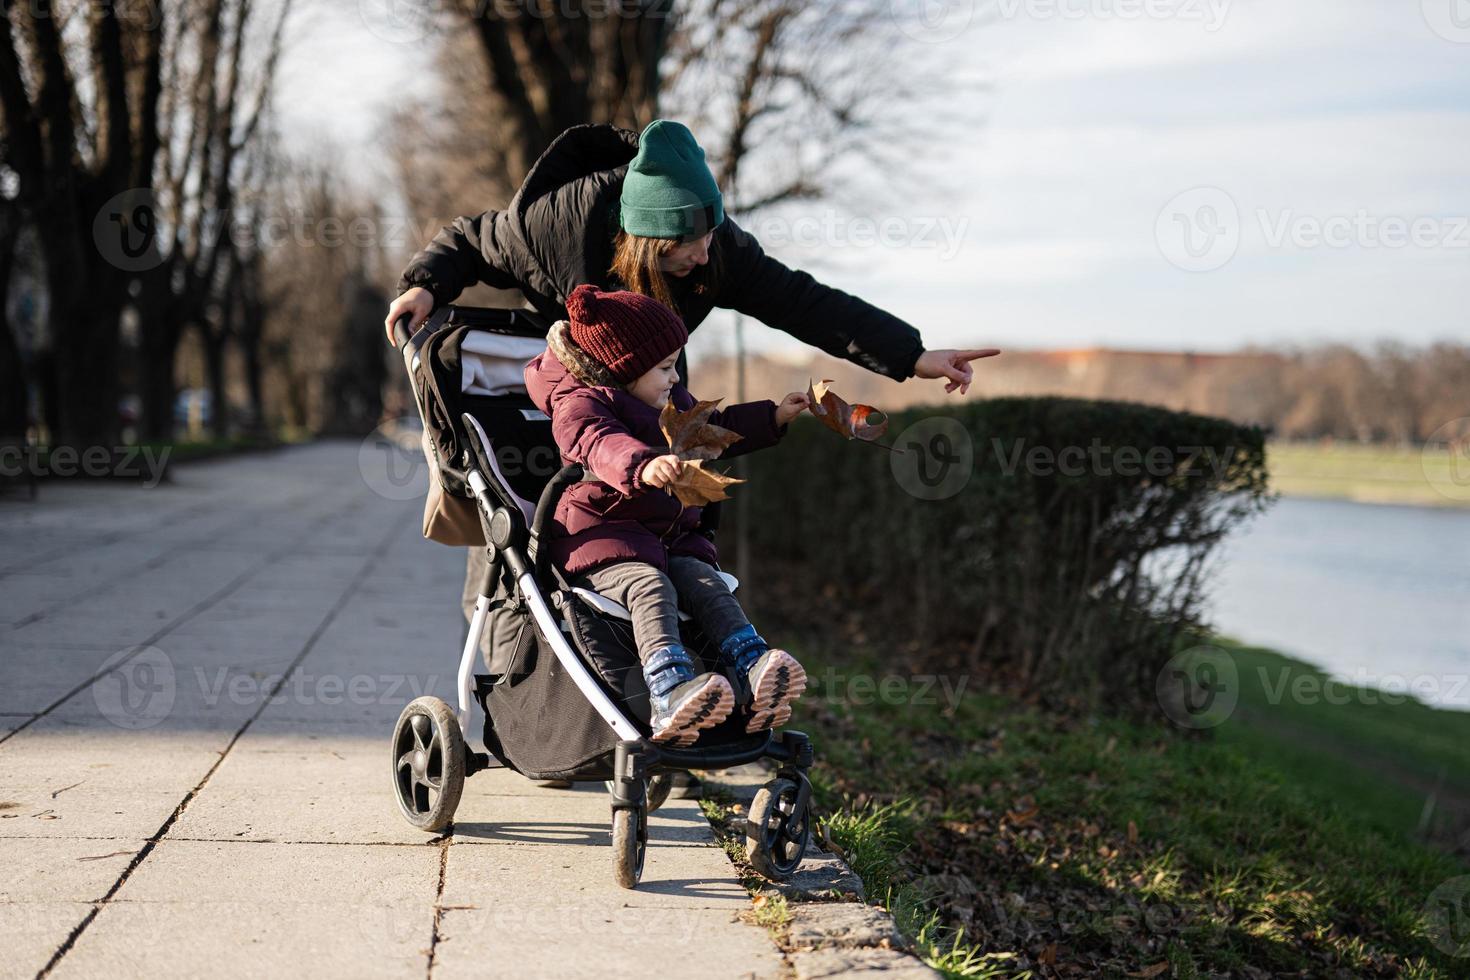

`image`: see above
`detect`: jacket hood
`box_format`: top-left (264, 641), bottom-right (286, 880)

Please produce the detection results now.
top-left (508, 125), bottom-right (638, 292)
top-left (524, 320), bottom-right (619, 416)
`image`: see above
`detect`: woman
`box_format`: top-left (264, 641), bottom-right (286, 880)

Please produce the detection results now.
top-left (386, 119), bottom-right (997, 792)
top-left (385, 119), bottom-right (996, 389)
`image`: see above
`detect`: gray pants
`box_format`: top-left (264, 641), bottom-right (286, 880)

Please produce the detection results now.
top-left (580, 557), bottom-right (750, 664)
top-left (460, 551), bottom-right (749, 663)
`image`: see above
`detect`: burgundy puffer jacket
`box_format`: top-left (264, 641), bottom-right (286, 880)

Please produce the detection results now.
top-left (524, 321), bottom-right (784, 577)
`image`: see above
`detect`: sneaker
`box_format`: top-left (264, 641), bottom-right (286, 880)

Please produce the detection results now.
top-left (743, 648), bottom-right (807, 733)
top-left (644, 645), bottom-right (734, 747)
top-left (718, 625), bottom-right (807, 733)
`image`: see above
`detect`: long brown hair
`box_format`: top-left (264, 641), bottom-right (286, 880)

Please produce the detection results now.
top-left (609, 230), bottom-right (721, 314)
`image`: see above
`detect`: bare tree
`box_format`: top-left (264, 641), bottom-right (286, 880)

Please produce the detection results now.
top-left (0, 1), bottom-right (165, 446)
top-left (133, 0), bottom-right (290, 440)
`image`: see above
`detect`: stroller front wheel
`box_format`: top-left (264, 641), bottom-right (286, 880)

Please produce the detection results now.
top-left (745, 777), bottom-right (810, 881)
top-left (391, 696), bottom-right (466, 832)
top-left (611, 806), bottom-right (647, 889)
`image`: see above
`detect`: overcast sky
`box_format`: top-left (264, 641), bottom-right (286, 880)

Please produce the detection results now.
top-left (277, 0), bottom-right (1470, 355)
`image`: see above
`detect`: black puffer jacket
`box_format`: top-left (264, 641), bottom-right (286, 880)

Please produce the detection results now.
top-left (397, 124), bottom-right (925, 381)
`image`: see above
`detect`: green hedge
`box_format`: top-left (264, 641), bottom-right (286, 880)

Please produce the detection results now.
top-left (730, 396), bottom-right (1270, 709)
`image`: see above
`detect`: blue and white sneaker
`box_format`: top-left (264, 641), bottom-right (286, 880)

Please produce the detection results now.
top-left (719, 626), bottom-right (807, 733)
top-left (643, 645), bottom-right (734, 747)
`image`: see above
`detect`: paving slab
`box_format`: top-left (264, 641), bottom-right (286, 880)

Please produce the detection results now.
top-left (439, 806), bottom-right (752, 911)
top-left (111, 838), bottom-right (440, 905)
top-left (789, 947), bottom-right (941, 979)
top-left (787, 902), bottom-right (902, 950)
top-left (50, 901), bottom-right (431, 980)
top-left (0, 902), bottom-right (96, 980)
top-left (433, 906), bottom-right (783, 980)
top-left (0, 837), bottom-right (144, 901)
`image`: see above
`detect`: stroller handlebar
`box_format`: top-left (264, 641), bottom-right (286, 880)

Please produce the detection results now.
top-left (391, 313), bottom-right (414, 351)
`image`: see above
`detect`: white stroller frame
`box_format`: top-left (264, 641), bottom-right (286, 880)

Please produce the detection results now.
top-left (388, 307), bottom-right (813, 890)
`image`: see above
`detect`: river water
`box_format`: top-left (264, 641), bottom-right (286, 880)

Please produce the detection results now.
top-left (1208, 496), bottom-right (1470, 709)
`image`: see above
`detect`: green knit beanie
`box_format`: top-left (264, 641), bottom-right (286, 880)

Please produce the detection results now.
top-left (619, 120), bottom-right (724, 241)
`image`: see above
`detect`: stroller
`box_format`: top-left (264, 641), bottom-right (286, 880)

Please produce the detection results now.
top-left (387, 306), bottom-right (814, 889)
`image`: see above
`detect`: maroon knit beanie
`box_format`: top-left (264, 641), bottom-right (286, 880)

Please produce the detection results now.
top-left (565, 284), bottom-right (689, 385)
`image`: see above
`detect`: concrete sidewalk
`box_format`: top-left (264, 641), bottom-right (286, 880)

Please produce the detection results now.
top-left (0, 442), bottom-right (784, 979)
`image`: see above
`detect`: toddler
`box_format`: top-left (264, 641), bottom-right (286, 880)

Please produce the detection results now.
top-left (524, 284), bottom-right (808, 745)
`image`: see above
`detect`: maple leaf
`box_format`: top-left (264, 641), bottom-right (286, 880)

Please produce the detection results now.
top-left (667, 459), bottom-right (744, 507)
top-left (659, 399), bottom-right (743, 461)
top-left (807, 379), bottom-right (890, 443)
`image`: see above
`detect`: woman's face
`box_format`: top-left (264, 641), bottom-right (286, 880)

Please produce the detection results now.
top-left (658, 233), bottom-right (713, 278)
top-left (627, 350), bottom-right (681, 409)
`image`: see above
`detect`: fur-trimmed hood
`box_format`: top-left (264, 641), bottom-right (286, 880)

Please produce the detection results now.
top-left (545, 318), bottom-right (619, 389)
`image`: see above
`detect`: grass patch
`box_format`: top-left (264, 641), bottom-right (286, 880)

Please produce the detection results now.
top-left (769, 622), bottom-right (1470, 978)
top-left (1268, 441), bottom-right (1466, 509)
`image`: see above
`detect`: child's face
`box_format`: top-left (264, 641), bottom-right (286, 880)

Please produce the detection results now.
top-left (628, 351), bottom-right (681, 409)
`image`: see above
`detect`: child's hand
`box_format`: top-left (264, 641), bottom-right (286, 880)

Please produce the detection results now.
top-left (639, 454), bottom-right (683, 490)
top-left (775, 392), bottom-right (811, 427)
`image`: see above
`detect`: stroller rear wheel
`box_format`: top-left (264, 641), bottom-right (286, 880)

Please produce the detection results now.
top-left (392, 696), bottom-right (466, 832)
top-left (611, 806), bottom-right (647, 889)
top-left (745, 777), bottom-right (810, 881)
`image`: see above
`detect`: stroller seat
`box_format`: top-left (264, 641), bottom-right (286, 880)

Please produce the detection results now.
top-left (463, 407), bottom-right (742, 623)
top-left (570, 572), bottom-right (741, 624)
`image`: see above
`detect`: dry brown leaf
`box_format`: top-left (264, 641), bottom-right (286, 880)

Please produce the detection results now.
top-left (1127, 820), bottom-right (1139, 844)
top-left (807, 379), bottom-right (889, 443)
top-left (1127, 963), bottom-right (1169, 978)
top-left (659, 399), bottom-right (743, 460)
top-left (1039, 942), bottom-right (1058, 965)
top-left (668, 459), bottom-right (744, 507)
